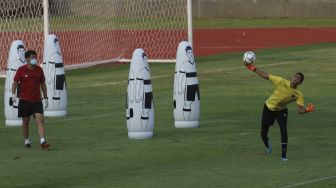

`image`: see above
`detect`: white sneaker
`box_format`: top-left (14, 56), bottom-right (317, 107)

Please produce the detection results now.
top-left (265, 140), bottom-right (272, 154)
top-left (266, 147), bottom-right (272, 154)
top-left (281, 155), bottom-right (288, 161)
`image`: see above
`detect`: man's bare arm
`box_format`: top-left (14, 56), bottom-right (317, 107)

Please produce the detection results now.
top-left (41, 82), bottom-right (48, 98)
top-left (254, 68), bottom-right (269, 80)
top-left (12, 81), bottom-right (18, 95)
top-left (245, 63), bottom-right (269, 80)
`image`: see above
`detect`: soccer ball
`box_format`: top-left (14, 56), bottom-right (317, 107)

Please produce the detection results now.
top-left (243, 51), bottom-right (256, 64)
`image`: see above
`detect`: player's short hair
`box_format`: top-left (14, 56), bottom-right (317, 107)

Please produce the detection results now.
top-left (25, 50), bottom-right (37, 59)
top-left (296, 72), bottom-right (304, 82)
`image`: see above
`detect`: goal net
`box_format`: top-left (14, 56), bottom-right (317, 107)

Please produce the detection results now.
top-left (0, 0), bottom-right (189, 72)
top-left (0, 0), bottom-right (44, 74)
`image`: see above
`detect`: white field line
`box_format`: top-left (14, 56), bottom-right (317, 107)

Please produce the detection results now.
top-left (239, 132), bottom-right (254, 135)
top-left (74, 75), bottom-right (169, 88)
top-left (204, 60), bottom-right (305, 74)
top-left (76, 81), bottom-right (126, 88)
top-left (75, 53), bottom-right (336, 89)
top-left (279, 176), bottom-right (336, 188)
top-left (48, 112), bottom-right (124, 123)
top-left (76, 60), bottom-right (300, 89)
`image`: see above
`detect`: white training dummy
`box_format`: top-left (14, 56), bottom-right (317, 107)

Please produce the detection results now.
top-left (126, 49), bottom-right (154, 139)
top-left (42, 34), bottom-right (67, 117)
top-left (4, 40), bottom-right (26, 126)
top-left (173, 41), bottom-right (200, 128)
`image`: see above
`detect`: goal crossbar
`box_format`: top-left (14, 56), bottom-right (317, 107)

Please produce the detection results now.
top-left (0, 0), bottom-right (192, 74)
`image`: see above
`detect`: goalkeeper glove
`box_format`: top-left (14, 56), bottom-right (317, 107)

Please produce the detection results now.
top-left (11, 94), bottom-right (17, 104)
top-left (305, 103), bottom-right (315, 113)
top-left (245, 64), bottom-right (256, 71)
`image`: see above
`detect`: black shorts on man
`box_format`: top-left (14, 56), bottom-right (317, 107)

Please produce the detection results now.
top-left (18, 100), bottom-right (43, 117)
top-left (262, 104), bottom-right (288, 127)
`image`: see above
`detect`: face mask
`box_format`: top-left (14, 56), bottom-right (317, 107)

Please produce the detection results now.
top-left (30, 59), bottom-right (38, 65)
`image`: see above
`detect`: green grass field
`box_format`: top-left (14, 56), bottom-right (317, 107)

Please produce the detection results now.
top-left (193, 18), bottom-right (336, 28)
top-left (0, 43), bottom-right (335, 187)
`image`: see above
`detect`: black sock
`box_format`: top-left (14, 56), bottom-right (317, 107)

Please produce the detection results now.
top-left (281, 143), bottom-right (287, 157)
top-left (261, 124), bottom-right (270, 148)
top-left (263, 137), bottom-right (270, 148)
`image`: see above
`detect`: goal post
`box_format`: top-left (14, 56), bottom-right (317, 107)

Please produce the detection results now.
top-left (43, 0), bottom-right (49, 42)
top-left (187, 0), bottom-right (193, 47)
top-left (0, 0), bottom-right (192, 73)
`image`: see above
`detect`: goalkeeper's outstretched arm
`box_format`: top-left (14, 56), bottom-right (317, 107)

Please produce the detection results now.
top-left (244, 63), bottom-right (269, 80)
top-left (297, 103), bottom-right (315, 114)
top-left (297, 105), bottom-right (306, 114)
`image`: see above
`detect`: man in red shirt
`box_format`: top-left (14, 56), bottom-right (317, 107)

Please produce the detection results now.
top-left (12, 50), bottom-right (50, 149)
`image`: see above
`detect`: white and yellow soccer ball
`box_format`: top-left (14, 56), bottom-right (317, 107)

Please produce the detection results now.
top-left (243, 51), bottom-right (256, 64)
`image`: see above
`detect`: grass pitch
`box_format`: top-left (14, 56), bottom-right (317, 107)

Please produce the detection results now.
top-left (193, 18), bottom-right (336, 28)
top-left (0, 43), bottom-right (336, 187)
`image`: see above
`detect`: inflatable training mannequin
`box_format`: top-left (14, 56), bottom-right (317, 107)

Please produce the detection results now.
top-left (4, 40), bottom-right (26, 126)
top-left (42, 34), bottom-right (67, 117)
top-left (173, 41), bottom-right (200, 128)
top-left (126, 49), bottom-right (154, 139)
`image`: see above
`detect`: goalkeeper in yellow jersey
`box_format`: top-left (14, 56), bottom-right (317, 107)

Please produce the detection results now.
top-left (244, 62), bottom-right (315, 161)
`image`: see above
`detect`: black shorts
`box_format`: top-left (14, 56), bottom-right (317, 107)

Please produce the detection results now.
top-left (262, 104), bottom-right (288, 127)
top-left (18, 100), bottom-right (43, 118)
top-left (185, 84), bottom-right (200, 101)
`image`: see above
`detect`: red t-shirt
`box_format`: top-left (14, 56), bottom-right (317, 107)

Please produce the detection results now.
top-left (14, 64), bottom-right (45, 102)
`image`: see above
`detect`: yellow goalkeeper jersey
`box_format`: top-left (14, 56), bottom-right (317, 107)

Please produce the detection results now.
top-left (265, 75), bottom-right (304, 111)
